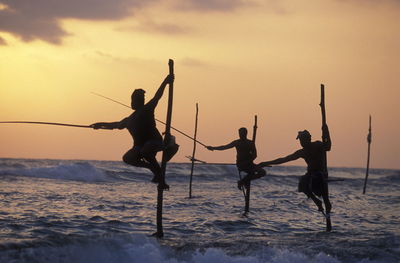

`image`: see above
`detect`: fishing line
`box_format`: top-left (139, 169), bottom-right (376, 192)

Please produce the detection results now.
top-left (91, 91), bottom-right (207, 147)
top-left (0, 121), bottom-right (91, 128)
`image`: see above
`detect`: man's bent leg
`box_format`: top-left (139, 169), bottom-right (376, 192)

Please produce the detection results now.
top-left (123, 148), bottom-right (152, 169)
top-left (253, 167), bottom-right (266, 179)
top-left (144, 155), bottom-right (168, 190)
top-left (141, 141), bottom-right (169, 189)
top-left (321, 181), bottom-right (332, 213)
top-left (237, 164), bottom-right (266, 189)
top-left (304, 191), bottom-right (324, 212)
top-left (140, 141), bottom-right (162, 178)
top-left (299, 174), bottom-right (324, 212)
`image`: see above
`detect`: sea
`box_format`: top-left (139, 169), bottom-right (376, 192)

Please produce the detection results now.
top-left (0, 158), bottom-right (399, 263)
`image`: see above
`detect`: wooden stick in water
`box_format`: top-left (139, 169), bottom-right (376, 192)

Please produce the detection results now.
top-left (189, 103), bottom-right (199, 198)
top-left (252, 115), bottom-right (258, 142)
top-left (363, 115), bottom-right (372, 194)
top-left (244, 115), bottom-right (258, 214)
top-left (320, 84), bottom-right (332, 232)
top-left (320, 84), bottom-right (328, 178)
top-left (155, 59), bottom-right (174, 238)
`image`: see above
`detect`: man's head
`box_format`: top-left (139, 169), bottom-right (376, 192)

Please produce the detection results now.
top-left (131, 89), bottom-right (145, 109)
top-left (297, 130), bottom-right (312, 147)
top-left (238, 127), bottom-right (248, 139)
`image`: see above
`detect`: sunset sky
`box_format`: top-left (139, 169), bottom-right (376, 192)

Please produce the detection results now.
top-left (0, 0), bottom-right (399, 169)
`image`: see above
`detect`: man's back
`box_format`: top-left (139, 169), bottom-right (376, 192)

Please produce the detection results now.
top-left (299, 141), bottom-right (327, 174)
top-left (233, 139), bottom-right (256, 168)
top-left (126, 102), bottom-right (162, 146)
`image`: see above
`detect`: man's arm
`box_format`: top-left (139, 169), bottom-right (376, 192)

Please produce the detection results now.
top-left (258, 150), bottom-right (302, 167)
top-left (91, 118), bottom-right (128, 130)
top-left (322, 124), bottom-right (331, 151)
top-left (207, 141), bottom-right (236, 151)
top-left (148, 74), bottom-right (174, 107)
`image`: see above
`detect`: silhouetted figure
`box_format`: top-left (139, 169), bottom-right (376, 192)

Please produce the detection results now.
top-left (207, 127), bottom-right (266, 190)
top-left (91, 74), bottom-right (178, 190)
top-left (258, 124), bottom-right (332, 215)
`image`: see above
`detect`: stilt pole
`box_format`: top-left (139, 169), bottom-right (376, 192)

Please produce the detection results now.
top-left (155, 59), bottom-right (174, 238)
top-left (244, 115), bottom-right (258, 214)
top-left (320, 84), bottom-right (332, 231)
top-left (363, 115), bottom-right (372, 194)
top-left (189, 103), bottom-right (199, 198)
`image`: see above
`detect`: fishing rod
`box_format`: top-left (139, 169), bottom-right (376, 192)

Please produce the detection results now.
top-left (91, 92), bottom-right (208, 147)
top-left (0, 121), bottom-right (91, 128)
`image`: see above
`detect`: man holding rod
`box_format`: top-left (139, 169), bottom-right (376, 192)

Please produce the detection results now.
top-left (207, 127), bottom-right (266, 190)
top-left (91, 74), bottom-right (177, 190)
top-left (258, 125), bottom-right (332, 217)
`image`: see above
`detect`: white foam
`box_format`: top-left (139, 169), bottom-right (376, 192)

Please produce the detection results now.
top-left (2, 233), bottom-right (397, 263)
top-left (0, 234), bottom-right (348, 263)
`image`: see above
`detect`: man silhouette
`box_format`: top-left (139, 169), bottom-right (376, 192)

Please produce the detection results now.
top-left (91, 74), bottom-right (177, 190)
top-left (258, 124), bottom-right (332, 215)
top-left (207, 127), bottom-right (266, 190)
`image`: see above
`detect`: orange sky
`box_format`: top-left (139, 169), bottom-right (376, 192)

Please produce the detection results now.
top-left (0, 0), bottom-right (399, 169)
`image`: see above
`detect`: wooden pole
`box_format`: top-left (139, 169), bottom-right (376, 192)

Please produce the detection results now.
top-left (189, 103), bottom-right (199, 198)
top-left (363, 115), bottom-right (372, 194)
top-left (155, 59), bottom-right (174, 238)
top-left (244, 185), bottom-right (250, 214)
top-left (244, 115), bottom-right (258, 214)
top-left (320, 84), bottom-right (332, 231)
top-left (320, 84), bottom-right (328, 178)
top-left (252, 115), bottom-right (258, 142)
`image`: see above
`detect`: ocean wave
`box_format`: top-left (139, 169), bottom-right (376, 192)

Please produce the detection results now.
top-left (1, 233), bottom-right (397, 263)
top-left (1, 159), bottom-right (399, 263)
top-left (1, 159), bottom-right (399, 186)
top-left (0, 162), bottom-right (110, 182)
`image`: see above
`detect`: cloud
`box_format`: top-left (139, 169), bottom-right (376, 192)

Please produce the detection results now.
top-left (119, 20), bottom-right (189, 35)
top-left (171, 0), bottom-right (251, 11)
top-left (338, 0), bottom-right (400, 3)
top-left (0, 0), bottom-right (255, 44)
top-left (0, 0), bottom-right (152, 44)
top-left (95, 51), bottom-right (116, 59)
top-left (0, 35), bottom-right (6, 45)
top-left (180, 57), bottom-right (208, 67)
top-left (333, 0), bottom-right (400, 8)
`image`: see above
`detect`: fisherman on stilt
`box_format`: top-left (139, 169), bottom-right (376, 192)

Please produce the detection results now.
top-left (91, 74), bottom-right (179, 190)
top-left (206, 127), bottom-right (266, 190)
top-left (258, 124), bottom-right (332, 224)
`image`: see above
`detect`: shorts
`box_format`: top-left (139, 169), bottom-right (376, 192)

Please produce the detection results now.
top-left (237, 161), bottom-right (266, 179)
top-left (298, 171), bottom-right (327, 197)
top-left (133, 139), bottom-right (164, 156)
top-left (237, 161), bottom-right (256, 174)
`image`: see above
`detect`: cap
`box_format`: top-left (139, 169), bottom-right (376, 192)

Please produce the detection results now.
top-left (296, 130), bottom-right (311, 140)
